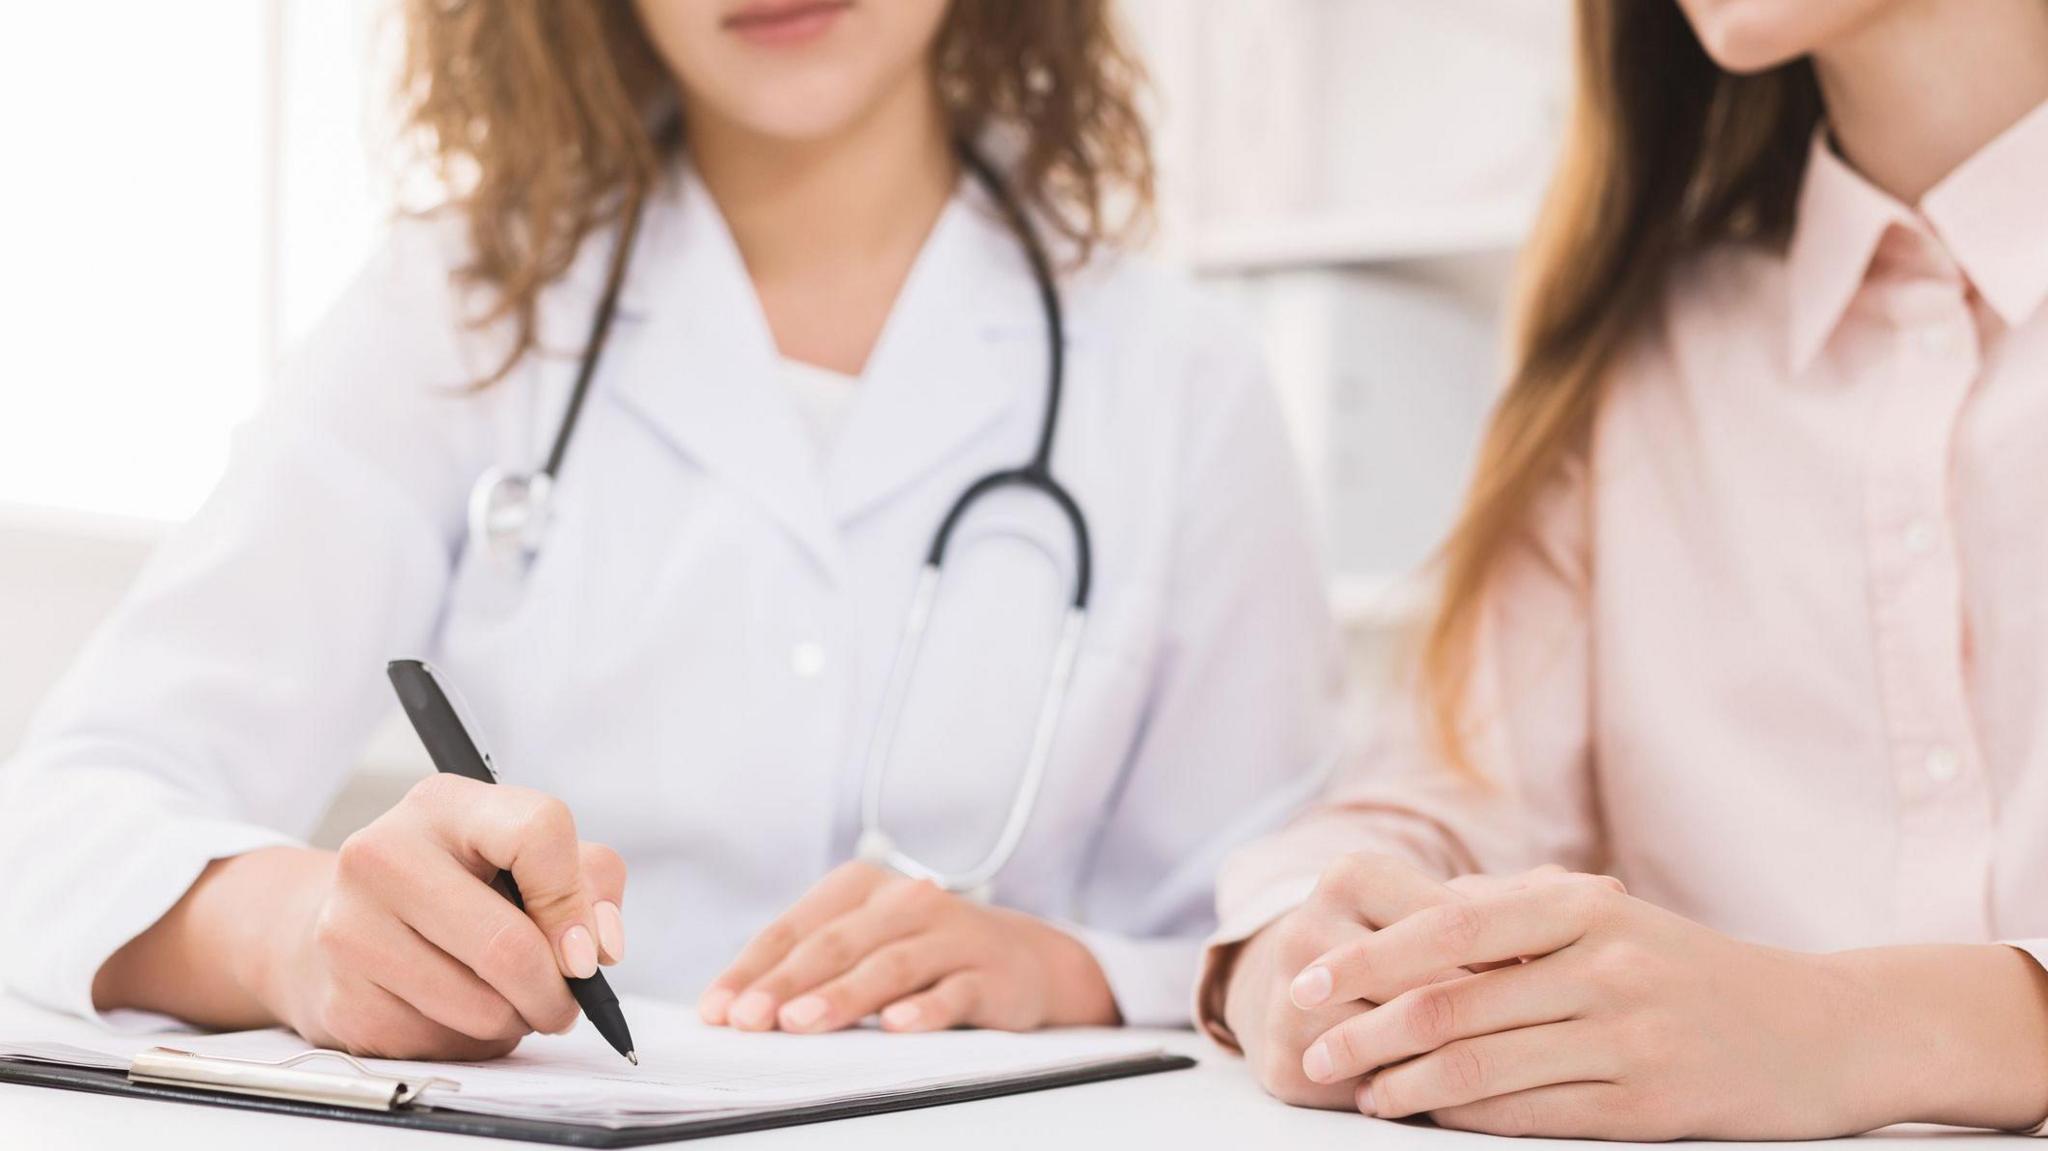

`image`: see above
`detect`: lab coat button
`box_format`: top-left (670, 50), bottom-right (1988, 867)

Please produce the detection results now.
top-left (791, 642), bottom-right (827, 679)
top-left (1924, 747), bottom-right (1959, 784)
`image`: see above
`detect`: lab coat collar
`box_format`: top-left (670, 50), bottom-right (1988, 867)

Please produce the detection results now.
top-left (603, 171), bottom-right (842, 575)
top-left (824, 173), bottom-right (1041, 525)
top-left (599, 164), bottom-right (1040, 574)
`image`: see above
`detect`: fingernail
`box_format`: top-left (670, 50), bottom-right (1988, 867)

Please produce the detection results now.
top-left (1291, 965), bottom-right (1333, 1008)
top-left (1303, 1041), bottom-right (1334, 1083)
top-left (594, 901), bottom-right (625, 963)
top-left (730, 990), bottom-right (775, 1030)
top-left (780, 995), bottom-right (827, 1031)
top-left (1358, 1077), bottom-right (1378, 1117)
top-left (560, 925), bottom-right (599, 979)
top-left (698, 986), bottom-right (735, 1025)
top-left (882, 1002), bottom-right (921, 1030)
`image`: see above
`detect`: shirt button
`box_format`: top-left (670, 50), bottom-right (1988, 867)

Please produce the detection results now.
top-left (1924, 746), bottom-right (1960, 784)
top-left (1903, 519), bottom-right (1937, 557)
top-left (1916, 328), bottom-right (1959, 356)
top-left (791, 642), bottom-right (828, 679)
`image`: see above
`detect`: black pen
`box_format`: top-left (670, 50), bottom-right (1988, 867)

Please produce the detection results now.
top-left (386, 659), bottom-right (638, 1065)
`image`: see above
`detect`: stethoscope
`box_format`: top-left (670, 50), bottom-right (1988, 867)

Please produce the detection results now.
top-left (466, 146), bottom-right (1090, 900)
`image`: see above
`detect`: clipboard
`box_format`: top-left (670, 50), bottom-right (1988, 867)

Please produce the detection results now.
top-left (0, 1046), bottom-right (1196, 1147)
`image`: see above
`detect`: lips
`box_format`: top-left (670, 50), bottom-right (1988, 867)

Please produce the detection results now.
top-left (722, 0), bottom-right (854, 44)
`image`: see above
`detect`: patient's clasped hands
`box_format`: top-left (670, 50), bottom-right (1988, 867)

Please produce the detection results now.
top-left (1224, 854), bottom-right (2048, 1140)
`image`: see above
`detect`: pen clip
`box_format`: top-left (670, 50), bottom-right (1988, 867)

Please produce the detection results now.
top-left (413, 660), bottom-right (501, 782)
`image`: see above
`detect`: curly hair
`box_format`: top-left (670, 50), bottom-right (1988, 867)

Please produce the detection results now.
top-left (396, 0), bottom-right (1154, 383)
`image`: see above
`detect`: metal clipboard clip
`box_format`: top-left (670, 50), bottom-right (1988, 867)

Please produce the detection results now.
top-left (128, 1047), bottom-right (462, 1112)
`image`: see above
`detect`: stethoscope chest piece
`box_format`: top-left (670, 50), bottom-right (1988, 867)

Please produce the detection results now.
top-left (467, 467), bottom-right (555, 565)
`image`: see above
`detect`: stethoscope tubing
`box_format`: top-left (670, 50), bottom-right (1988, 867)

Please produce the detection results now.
top-left (470, 142), bottom-right (1090, 897)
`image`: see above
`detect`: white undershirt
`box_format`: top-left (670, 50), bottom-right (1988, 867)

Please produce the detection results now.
top-left (780, 357), bottom-right (859, 456)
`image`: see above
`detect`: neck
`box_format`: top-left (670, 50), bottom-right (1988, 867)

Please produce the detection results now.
top-left (685, 77), bottom-right (956, 284)
top-left (1814, 0), bottom-right (2048, 203)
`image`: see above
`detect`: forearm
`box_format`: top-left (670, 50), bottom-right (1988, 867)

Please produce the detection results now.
top-left (91, 846), bottom-right (333, 1029)
top-left (1838, 944), bottom-right (2048, 1132)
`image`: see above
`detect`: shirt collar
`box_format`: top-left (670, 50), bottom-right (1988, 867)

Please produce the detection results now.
top-left (1785, 129), bottom-right (1913, 374)
top-left (1921, 96), bottom-right (2048, 332)
top-left (1787, 97), bottom-right (2048, 373)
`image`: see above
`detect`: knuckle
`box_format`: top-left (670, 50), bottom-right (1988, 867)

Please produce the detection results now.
top-left (901, 878), bottom-right (946, 914)
top-left (874, 946), bottom-right (915, 986)
top-left (405, 773), bottom-right (460, 807)
top-left (1408, 984), bottom-right (1458, 1046)
top-left (1431, 902), bottom-right (1484, 952)
top-left (811, 927), bottom-right (854, 970)
top-left (476, 917), bottom-right (542, 988)
top-left (309, 906), bottom-right (351, 958)
top-left (1590, 939), bottom-right (1648, 992)
top-left (1269, 915), bottom-right (1314, 954)
top-left (1440, 1039), bottom-right (1491, 1095)
top-left (522, 795), bottom-right (576, 844)
top-left (333, 830), bottom-right (392, 884)
top-left (1316, 856), bottom-right (1357, 894)
top-left (1330, 940), bottom-right (1373, 988)
top-left (1567, 875), bottom-right (1621, 920)
top-left (1493, 1094), bottom-right (1542, 1137)
top-left (1319, 852), bottom-right (1383, 900)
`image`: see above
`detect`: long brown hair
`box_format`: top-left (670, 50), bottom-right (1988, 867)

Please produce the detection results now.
top-left (396, 1), bottom-right (1154, 382)
top-left (1422, 1), bottom-right (1821, 773)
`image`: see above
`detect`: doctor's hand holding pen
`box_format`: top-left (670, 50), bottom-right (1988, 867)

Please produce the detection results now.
top-left (90, 777), bottom-right (626, 1061)
top-left (699, 862), bottom-right (1119, 1035)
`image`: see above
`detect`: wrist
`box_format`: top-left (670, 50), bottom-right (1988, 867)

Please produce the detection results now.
top-left (223, 848), bottom-right (336, 1021)
top-left (93, 846), bottom-right (333, 1028)
top-left (1827, 945), bottom-right (2048, 1132)
top-left (1029, 918), bottom-right (1120, 1027)
top-left (1217, 925), bottom-right (1278, 1048)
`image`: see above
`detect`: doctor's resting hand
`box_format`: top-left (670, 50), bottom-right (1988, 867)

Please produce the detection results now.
top-left (1223, 854), bottom-right (2048, 1140)
top-left (91, 776), bottom-right (626, 1061)
top-left (700, 862), bottom-right (1118, 1034)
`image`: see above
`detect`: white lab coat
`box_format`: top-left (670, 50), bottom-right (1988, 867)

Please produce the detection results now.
top-left (0, 169), bottom-right (1340, 1028)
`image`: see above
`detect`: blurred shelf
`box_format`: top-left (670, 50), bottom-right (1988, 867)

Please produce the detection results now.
top-left (1186, 197), bottom-right (1539, 274)
top-left (1331, 572), bottom-right (1433, 630)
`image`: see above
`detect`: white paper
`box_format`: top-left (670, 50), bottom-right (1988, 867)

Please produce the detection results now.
top-left (0, 995), bottom-right (1167, 1130)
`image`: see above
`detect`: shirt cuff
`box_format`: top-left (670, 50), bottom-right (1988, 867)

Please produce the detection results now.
top-left (1192, 875), bottom-right (1319, 1051)
top-left (3, 808), bottom-right (296, 1023)
top-left (1061, 925), bottom-right (1201, 1029)
top-left (2002, 941), bottom-right (2048, 1135)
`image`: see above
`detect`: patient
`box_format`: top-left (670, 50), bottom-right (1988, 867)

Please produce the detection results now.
top-left (1205, 0), bottom-right (2048, 1138)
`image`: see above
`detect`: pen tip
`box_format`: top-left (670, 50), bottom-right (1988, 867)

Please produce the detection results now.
top-left (627, 1051), bottom-right (639, 1066)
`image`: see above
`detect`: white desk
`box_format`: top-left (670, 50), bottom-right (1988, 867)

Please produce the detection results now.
top-left (0, 1021), bottom-right (2021, 1151)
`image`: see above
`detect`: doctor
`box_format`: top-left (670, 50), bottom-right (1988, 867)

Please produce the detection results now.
top-left (0, 0), bottom-right (1337, 1060)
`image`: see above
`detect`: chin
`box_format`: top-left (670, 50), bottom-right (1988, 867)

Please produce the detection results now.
top-left (706, 72), bottom-right (885, 142)
top-left (1676, 0), bottom-right (1896, 74)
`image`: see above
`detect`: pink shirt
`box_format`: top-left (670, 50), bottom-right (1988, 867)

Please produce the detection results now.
top-left (1204, 99), bottom-right (2048, 1037)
